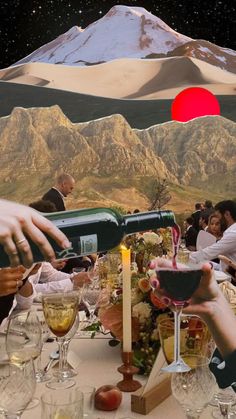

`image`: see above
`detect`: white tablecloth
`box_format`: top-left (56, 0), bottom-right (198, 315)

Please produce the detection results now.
top-left (21, 335), bottom-right (214, 419)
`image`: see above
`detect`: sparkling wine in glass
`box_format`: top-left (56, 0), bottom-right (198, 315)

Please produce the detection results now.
top-left (156, 224), bottom-right (203, 373)
top-left (42, 292), bottom-right (79, 389)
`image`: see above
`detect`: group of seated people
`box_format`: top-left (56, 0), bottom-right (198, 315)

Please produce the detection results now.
top-left (184, 199), bottom-right (235, 267)
top-left (184, 200), bottom-right (223, 250)
top-left (0, 197), bottom-right (236, 393)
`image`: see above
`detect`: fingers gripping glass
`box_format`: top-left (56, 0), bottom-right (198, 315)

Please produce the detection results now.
top-left (156, 263), bottom-right (203, 373)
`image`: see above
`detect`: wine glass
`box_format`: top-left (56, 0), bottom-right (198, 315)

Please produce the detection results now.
top-left (5, 310), bottom-right (42, 410)
top-left (212, 387), bottom-right (236, 418)
top-left (155, 261), bottom-right (203, 372)
top-left (0, 358), bottom-right (36, 418)
top-left (52, 311), bottom-right (80, 380)
top-left (82, 281), bottom-right (102, 323)
top-left (6, 311), bottom-right (42, 365)
top-left (171, 355), bottom-right (217, 419)
top-left (42, 291), bottom-right (79, 389)
top-left (34, 317), bottom-right (51, 383)
top-left (158, 315), bottom-right (214, 367)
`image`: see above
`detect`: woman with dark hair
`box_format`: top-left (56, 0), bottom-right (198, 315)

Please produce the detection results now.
top-left (208, 213), bottom-right (223, 241)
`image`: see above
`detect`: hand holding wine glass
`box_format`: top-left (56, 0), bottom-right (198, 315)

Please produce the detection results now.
top-left (150, 256), bottom-right (204, 372)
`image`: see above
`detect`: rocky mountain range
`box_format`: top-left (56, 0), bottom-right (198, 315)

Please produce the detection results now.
top-left (147, 39), bottom-right (236, 74)
top-left (0, 106), bottom-right (235, 211)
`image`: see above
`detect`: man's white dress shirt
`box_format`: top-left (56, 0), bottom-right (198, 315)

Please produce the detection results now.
top-left (190, 223), bottom-right (236, 271)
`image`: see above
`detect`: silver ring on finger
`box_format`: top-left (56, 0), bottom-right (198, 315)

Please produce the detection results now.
top-left (16, 238), bottom-right (27, 245)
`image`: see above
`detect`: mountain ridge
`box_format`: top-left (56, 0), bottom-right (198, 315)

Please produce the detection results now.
top-left (0, 106), bottom-right (235, 211)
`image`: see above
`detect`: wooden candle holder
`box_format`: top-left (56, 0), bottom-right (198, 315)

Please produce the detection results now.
top-left (117, 351), bottom-right (142, 392)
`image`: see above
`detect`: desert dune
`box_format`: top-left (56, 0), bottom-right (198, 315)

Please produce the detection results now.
top-left (0, 56), bottom-right (235, 100)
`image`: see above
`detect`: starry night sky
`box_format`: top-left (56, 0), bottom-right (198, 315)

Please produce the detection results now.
top-left (0, 0), bottom-right (235, 69)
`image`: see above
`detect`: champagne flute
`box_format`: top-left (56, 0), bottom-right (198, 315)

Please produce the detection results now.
top-left (0, 358), bottom-right (36, 418)
top-left (42, 292), bottom-right (79, 389)
top-left (155, 261), bottom-right (203, 372)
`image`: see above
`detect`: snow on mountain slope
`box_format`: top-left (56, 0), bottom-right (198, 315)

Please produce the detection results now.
top-left (14, 5), bottom-right (191, 66)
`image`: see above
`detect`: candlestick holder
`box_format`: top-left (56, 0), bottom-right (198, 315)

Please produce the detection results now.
top-left (117, 351), bottom-right (142, 392)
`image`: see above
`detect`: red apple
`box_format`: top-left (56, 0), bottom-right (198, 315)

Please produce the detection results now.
top-left (94, 385), bottom-right (122, 411)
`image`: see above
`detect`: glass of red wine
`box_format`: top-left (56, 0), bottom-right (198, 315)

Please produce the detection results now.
top-left (156, 224), bottom-right (203, 373)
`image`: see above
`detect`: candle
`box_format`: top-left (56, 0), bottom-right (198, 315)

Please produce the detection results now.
top-left (121, 246), bottom-right (132, 353)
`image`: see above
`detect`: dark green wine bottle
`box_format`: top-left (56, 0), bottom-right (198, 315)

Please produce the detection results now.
top-left (0, 207), bottom-right (176, 267)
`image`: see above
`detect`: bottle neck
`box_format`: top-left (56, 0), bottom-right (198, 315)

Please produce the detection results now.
top-left (123, 210), bottom-right (176, 235)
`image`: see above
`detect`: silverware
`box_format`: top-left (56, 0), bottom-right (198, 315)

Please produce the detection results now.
top-left (43, 350), bottom-right (59, 373)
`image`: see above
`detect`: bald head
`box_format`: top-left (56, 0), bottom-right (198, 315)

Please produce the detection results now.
top-left (56, 173), bottom-right (75, 197)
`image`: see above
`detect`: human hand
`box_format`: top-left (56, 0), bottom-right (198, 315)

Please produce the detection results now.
top-left (51, 260), bottom-right (67, 270)
top-left (71, 272), bottom-right (91, 288)
top-left (0, 199), bottom-right (71, 268)
top-left (0, 266), bottom-right (26, 296)
top-left (149, 257), bottom-right (220, 317)
top-left (219, 255), bottom-right (236, 270)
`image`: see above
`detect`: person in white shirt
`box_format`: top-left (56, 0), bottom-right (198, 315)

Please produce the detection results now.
top-left (190, 200), bottom-right (236, 271)
top-left (28, 262), bottom-right (90, 296)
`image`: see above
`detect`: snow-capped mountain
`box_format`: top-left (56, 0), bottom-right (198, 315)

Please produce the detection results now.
top-left (14, 5), bottom-right (191, 66)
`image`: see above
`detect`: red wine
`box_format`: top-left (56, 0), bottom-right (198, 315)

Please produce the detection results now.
top-left (172, 224), bottom-right (181, 269)
top-left (157, 267), bottom-right (202, 302)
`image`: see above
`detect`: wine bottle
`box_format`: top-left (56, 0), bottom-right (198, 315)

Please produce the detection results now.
top-left (0, 207), bottom-right (176, 267)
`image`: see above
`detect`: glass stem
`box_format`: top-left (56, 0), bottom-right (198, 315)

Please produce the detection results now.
top-left (61, 339), bottom-right (71, 371)
top-left (57, 338), bottom-right (65, 381)
top-left (173, 306), bottom-right (182, 364)
top-left (36, 353), bottom-right (42, 372)
top-left (219, 402), bottom-right (232, 418)
top-left (89, 308), bottom-right (96, 323)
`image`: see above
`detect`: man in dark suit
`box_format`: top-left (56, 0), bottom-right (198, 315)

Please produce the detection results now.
top-left (42, 173), bottom-right (75, 211)
top-left (191, 202), bottom-right (203, 232)
top-left (184, 216), bottom-right (198, 250)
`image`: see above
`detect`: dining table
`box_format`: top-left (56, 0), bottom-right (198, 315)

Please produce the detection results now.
top-left (19, 328), bottom-right (214, 419)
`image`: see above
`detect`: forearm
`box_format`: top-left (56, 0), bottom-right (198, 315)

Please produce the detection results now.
top-left (18, 280), bottom-right (33, 298)
top-left (201, 294), bottom-right (236, 358)
top-left (16, 282), bottom-right (36, 310)
top-left (35, 278), bottom-right (73, 294)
